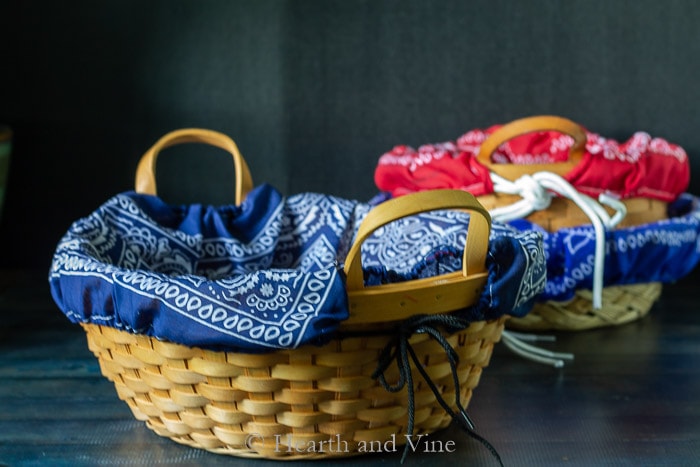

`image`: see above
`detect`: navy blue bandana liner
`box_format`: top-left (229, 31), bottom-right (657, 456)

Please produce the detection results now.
top-left (363, 229), bottom-right (546, 320)
top-left (50, 184), bottom-right (545, 352)
top-left (372, 192), bottom-right (700, 303)
top-left (507, 193), bottom-right (700, 301)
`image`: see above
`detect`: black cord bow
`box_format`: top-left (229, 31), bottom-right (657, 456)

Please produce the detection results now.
top-left (371, 314), bottom-right (504, 466)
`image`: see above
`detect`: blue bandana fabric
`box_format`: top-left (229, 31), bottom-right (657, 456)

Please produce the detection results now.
top-left (360, 214), bottom-right (546, 320)
top-left (507, 193), bottom-right (700, 302)
top-left (50, 184), bottom-right (545, 352)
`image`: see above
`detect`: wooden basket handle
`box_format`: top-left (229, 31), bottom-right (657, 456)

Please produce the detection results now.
top-left (476, 115), bottom-right (587, 178)
top-left (135, 128), bottom-right (254, 205)
top-left (343, 190), bottom-right (492, 325)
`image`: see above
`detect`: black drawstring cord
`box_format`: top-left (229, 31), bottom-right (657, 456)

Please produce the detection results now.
top-left (371, 314), bottom-right (504, 466)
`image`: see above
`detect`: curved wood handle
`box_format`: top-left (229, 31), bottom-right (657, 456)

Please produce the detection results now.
top-left (476, 115), bottom-right (587, 178)
top-left (135, 128), bottom-right (254, 205)
top-left (343, 190), bottom-right (491, 324)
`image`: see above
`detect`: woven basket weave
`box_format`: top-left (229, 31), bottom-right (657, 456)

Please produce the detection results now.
top-left (476, 116), bottom-right (666, 332)
top-left (504, 283), bottom-right (661, 332)
top-left (74, 129), bottom-right (506, 459)
top-left (82, 317), bottom-right (505, 459)
top-left (477, 194), bottom-right (667, 232)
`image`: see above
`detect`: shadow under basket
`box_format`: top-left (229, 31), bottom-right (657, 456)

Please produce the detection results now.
top-left (82, 317), bottom-right (506, 459)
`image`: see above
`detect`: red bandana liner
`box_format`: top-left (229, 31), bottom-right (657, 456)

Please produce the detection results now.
top-left (375, 120), bottom-right (689, 203)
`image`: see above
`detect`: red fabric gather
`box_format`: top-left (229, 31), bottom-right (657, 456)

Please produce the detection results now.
top-left (374, 125), bottom-right (689, 202)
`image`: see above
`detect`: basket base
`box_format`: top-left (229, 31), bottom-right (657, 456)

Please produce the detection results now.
top-left (81, 317), bottom-right (506, 459)
top-left (507, 283), bottom-right (662, 332)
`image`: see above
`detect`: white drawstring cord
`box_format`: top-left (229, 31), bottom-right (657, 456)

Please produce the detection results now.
top-left (598, 193), bottom-right (627, 227)
top-left (488, 172), bottom-right (627, 368)
top-left (500, 330), bottom-right (575, 368)
top-left (488, 172), bottom-right (628, 310)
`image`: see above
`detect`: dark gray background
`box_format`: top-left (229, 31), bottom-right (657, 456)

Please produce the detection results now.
top-left (2, 0), bottom-right (699, 269)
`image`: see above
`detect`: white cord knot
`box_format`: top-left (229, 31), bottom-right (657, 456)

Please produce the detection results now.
top-left (488, 171), bottom-right (628, 310)
top-left (514, 174), bottom-right (552, 211)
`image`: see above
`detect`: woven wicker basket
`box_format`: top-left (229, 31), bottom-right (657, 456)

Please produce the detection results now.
top-left (78, 129), bottom-right (506, 459)
top-left (82, 317), bottom-right (505, 459)
top-left (475, 116), bottom-right (666, 332)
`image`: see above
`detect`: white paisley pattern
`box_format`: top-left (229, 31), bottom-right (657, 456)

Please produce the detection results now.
top-left (50, 184), bottom-right (546, 351)
top-left (508, 194), bottom-right (700, 301)
top-left (361, 210), bottom-right (547, 313)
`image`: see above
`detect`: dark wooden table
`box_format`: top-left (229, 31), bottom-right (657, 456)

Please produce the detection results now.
top-left (1, 269), bottom-right (699, 466)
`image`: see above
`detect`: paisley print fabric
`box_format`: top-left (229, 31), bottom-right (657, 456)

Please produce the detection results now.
top-left (518, 193), bottom-right (700, 302)
top-left (50, 184), bottom-right (546, 352)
